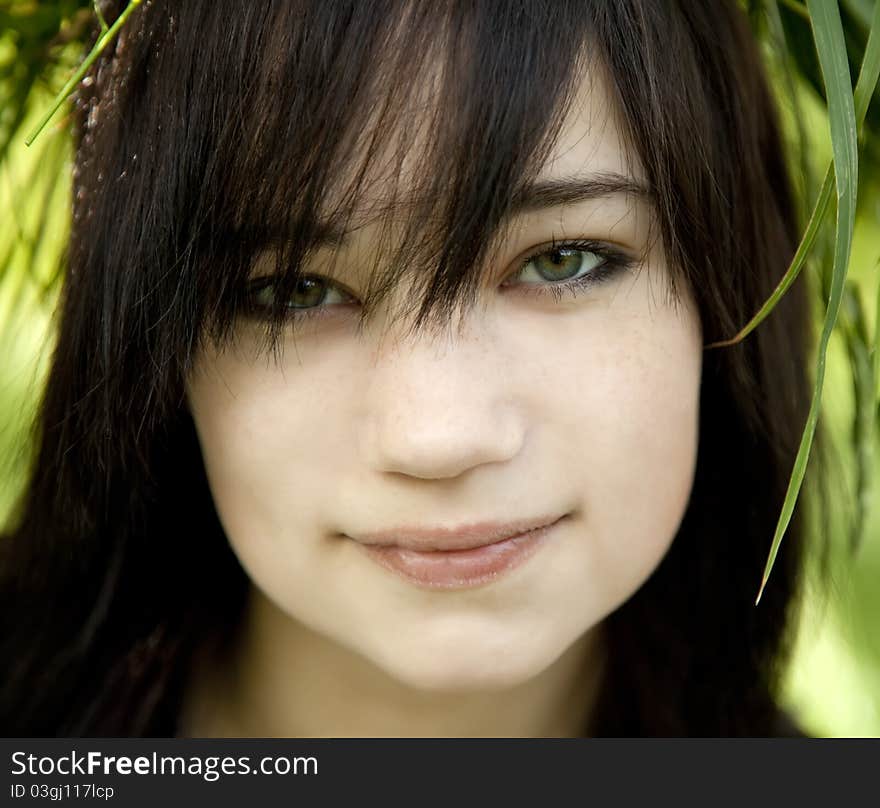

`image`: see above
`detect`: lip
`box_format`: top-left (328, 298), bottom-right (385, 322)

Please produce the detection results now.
top-left (350, 514), bottom-right (568, 590)
top-left (353, 513), bottom-right (568, 552)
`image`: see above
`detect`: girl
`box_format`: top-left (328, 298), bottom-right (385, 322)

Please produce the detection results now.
top-left (1, 0), bottom-right (819, 736)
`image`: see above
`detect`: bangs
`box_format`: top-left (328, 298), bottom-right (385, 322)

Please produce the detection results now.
top-left (125, 0), bottom-right (616, 355)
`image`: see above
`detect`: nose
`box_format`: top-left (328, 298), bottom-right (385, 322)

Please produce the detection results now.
top-left (359, 320), bottom-right (526, 480)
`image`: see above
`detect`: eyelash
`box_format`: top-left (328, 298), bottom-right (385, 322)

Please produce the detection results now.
top-left (505, 238), bottom-right (633, 303)
top-left (243, 238), bottom-right (634, 324)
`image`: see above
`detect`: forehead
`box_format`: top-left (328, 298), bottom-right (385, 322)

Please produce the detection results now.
top-left (542, 65), bottom-right (645, 189)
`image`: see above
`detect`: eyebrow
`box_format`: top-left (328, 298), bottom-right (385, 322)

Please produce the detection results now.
top-left (510, 171), bottom-right (652, 213)
top-left (306, 171), bottom-right (652, 247)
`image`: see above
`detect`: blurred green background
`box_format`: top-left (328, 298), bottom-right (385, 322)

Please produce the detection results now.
top-left (1, 1), bottom-right (878, 736)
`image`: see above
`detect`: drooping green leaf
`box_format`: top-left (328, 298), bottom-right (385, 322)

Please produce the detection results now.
top-left (756, 0), bottom-right (863, 604)
top-left (708, 0), bottom-right (880, 350)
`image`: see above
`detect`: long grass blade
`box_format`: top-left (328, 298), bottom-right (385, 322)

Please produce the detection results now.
top-left (756, 0), bottom-right (862, 604)
top-left (707, 0), bottom-right (880, 349)
top-left (25, 0), bottom-right (143, 147)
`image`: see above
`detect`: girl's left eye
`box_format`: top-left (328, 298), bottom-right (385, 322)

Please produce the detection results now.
top-left (502, 240), bottom-right (633, 300)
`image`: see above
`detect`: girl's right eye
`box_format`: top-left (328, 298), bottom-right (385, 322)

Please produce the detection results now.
top-left (244, 274), bottom-right (356, 321)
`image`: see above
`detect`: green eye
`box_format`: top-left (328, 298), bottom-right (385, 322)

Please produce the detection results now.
top-left (502, 239), bottom-right (634, 302)
top-left (249, 275), bottom-right (351, 310)
top-left (518, 248), bottom-right (603, 284)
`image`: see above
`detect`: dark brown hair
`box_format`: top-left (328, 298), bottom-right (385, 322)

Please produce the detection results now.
top-left (1, 0), bottom-right (822, 735)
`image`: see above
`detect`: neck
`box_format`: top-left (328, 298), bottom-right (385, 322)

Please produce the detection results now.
top-left (179, 586), bottom-right (606, 738)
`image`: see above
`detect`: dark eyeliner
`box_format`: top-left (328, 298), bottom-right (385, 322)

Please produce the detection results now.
top-left (506, 238), bottom-right (635, 302)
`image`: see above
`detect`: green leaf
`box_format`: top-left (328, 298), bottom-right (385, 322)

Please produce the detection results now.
top-left (779, 0), bottom-right (810, 23)
top-left (707, 0), bottom-right (880, 350)
top-left (25, 0), bottom-right (143, 147)
top-left (756, 0), bottom-right (863, 604)
top-left (93, 0), bottom-right (109, 34)
top-left (874, 257), bottom-right (880, 408)
top-left (842, 283), bottom-right (876, 555)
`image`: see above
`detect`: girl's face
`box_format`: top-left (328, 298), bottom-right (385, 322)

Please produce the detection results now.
top-left (186, 67), bottom-right (703, 692)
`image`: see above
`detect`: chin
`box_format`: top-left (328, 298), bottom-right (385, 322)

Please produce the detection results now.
top-left (364, 630), bottom-right (566, 693)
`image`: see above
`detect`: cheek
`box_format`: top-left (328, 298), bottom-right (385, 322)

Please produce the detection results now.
top-left (546, 299), bottom-right (703, 608)
top-left (184, 343), bottom-right (355, 571)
